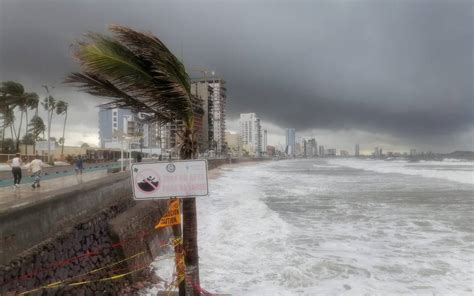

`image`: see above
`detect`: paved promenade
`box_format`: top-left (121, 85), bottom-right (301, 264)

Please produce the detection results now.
top-left (0, 168), bottom-right (123, 212)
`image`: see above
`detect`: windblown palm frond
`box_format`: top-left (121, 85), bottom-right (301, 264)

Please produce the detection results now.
top-left (0, 81), bottom-right (25, 106)
top-left (65, 25), bottom-right (194, 127)
top-left (0, 106), bottom-right (15, 128)
top-left (0, 81), bottom-right (24, 96)
top-left (56, 100), bottom-right (68, 115)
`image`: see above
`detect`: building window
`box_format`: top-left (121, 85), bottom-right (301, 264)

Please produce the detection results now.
top-left (113, 111), bottom-right (117, 116)
top-left (113, 123), bottom-right (117, 127)
top-left (113, 117), bottom-right (117, 122)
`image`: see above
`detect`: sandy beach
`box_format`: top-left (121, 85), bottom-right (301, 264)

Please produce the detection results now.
top-left (208, 161), bottom-right (263, 180)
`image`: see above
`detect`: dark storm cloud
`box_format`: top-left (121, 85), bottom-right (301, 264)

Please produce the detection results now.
top-left (0, 0), bottom-right (472, 148)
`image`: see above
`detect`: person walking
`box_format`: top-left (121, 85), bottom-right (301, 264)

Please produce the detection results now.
top-left (75, 155), bottom-right (84, 175)
top-left (29, 155), bottom-right (44, 189)
top-left (9, 153), bottom-right (23, 189)
top-left (136, 152), bottom-right (142, 163)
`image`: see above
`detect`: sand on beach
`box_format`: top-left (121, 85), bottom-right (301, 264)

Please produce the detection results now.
top-left (207, 161), bottom-right (262, 179)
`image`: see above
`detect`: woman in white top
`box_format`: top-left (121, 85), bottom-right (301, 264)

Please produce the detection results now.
top-left (10, 153), bottom-right (22, 188)
top-left (29, 155), bottom-right (44, 189)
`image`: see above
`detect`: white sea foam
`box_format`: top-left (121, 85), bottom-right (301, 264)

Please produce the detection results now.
top-left (327, 158), bottom-right (474, 185)
top-left (145, 160), bottom-right (473, 295)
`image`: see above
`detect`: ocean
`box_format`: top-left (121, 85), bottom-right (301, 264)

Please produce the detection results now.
top-left (146, 158), bottom-right (474, 296)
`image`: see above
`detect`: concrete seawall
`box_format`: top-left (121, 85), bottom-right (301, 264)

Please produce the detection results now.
top-left (0, 158), bottom-right (268, 295)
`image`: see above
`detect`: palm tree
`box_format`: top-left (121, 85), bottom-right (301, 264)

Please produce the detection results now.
top-left (56, 100), bottom-right (69, 157)
top-left (24, 94), bottom-right (39, 155)
top-left (15, 92), bottom-right (39, 152)
top-left (28, 115), bottom-right (46, 155)
top-left (66, 25), bottom-right (201, 295)
top-left (41, 95), bottom-right (56, 163)
top-left (0, 81), bottom-right (39, 152)
top-left (0, 81), bottom-right (22, 152)
top-left (1, 107), bottom-right (15, 153)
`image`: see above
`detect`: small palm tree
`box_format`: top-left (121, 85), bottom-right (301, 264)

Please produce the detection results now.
top-left (66, 25), bottom-right (201, 294)
top-left (56, 100), bottom-right (69, 156)
top-left (28, 115), bottom-right (46, 154)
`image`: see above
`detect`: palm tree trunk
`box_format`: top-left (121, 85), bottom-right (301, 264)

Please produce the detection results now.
top-left (47, 109), bottom-right (53, 163)
top-left (16, 110), bottom-right (24, 152)
top-left (180, 127), bottom-right (200, 296)
top-left (25, 109), bottom-right (28, 155)
top-left (1, 125), bottom-right (5, 153)
top-left (11, 124), bottom-right (17, 143)
top-left (61, 110), bottom-right (67, 155)
top-left (182, 198), bottom-right (200, 295)
top-left (10, 125), bottom-right (16, 152)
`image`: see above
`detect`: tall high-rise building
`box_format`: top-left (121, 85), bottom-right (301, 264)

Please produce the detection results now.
top-left (303, 139), bottom-right (307, 158)
top-left (319, 145), bottom-right (325, 157)
top-left (240, 113), bottom-right (262, 156)
top-left (263, 130), bottom-right (268, 153)
top-left (355, 144), bottom-right (360, 157)
top-left (98, 107), bottom-right (160, 149)
top-left (307, 138), bottom-right (317, 157)
top-left (285, 128), bottom-right (296, 156)
top-left (190, 78), bottom-right (226, 155)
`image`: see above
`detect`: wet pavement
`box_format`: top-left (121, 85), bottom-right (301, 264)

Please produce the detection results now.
top-left (0, 169), bottom-right (121, 211)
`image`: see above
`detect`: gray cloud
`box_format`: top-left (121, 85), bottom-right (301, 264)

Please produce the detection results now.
top-left (0, 0), bottom-right (472, 151)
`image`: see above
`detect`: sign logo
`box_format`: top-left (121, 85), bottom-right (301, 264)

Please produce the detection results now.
top-left (135, 169), bottom-right (160, 193)
top-left (166, 163), bottom-right (176, 173)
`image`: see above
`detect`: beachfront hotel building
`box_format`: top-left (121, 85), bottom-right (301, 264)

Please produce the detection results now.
top-left (190, 77), bottom-right (227, 155)
top-left (285, 128), bottom-right (296, 157)
top-left (240, 113), bottom-right (262, 157)
top-left (355, 144), bottom-right (360, 157)
top-left (98, 107), bottom-right (160, 150)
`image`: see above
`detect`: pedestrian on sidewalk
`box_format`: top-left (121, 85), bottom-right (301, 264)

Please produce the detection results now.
top-left (29, 155), bottom-right (44, 189)
top-left (136, 152), bottom-right (142, 163)
top-left (75, 155), bottom-right (84, 175)
top-left (9, 153), bottom-right (23, 189)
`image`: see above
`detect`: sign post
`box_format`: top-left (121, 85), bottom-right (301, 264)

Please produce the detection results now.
top-left (131, 160), bottom-right (208, 295)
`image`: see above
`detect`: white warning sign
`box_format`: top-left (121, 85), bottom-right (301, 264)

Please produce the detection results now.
top-left (131, 160), bottom-right (208, 200)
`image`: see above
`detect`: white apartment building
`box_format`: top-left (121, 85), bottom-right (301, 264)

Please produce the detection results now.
top-left (240, 113), bottom-right (262, 156)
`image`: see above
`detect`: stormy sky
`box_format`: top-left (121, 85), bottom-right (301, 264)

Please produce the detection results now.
top-left (0, 0), bottom-right (472, 153)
